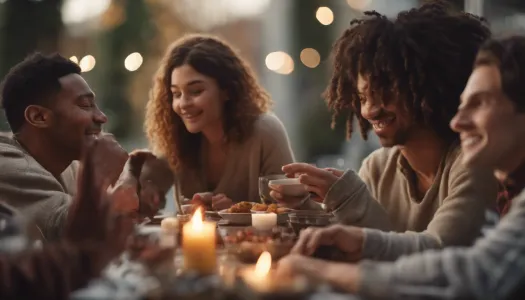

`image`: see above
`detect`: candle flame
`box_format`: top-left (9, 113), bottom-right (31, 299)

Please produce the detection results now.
top-left (191, 207), bottom-right (203, 230)
top-left (254, 251), bottom-right (272, 277)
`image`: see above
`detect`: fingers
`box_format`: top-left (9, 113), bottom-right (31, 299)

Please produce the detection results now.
top-left (325, 168), bottom-right (344, 177)
top-left (282, 163), bottom-right (329, 179)
top-left (269, 191), bottom-right (304, 208)
top-left (211, 194), bottom-right (232, 211)
top-left (291, 226), bottom-right (339, 256)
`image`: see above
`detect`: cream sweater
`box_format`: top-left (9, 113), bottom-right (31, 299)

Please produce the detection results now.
top-left (322, 143), bottom-right (498, 260)
top-left (174, 113), bottom-right (295, 203)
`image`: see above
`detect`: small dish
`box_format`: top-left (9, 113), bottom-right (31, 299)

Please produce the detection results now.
top-left (268, 178), bottom-right (307, 197)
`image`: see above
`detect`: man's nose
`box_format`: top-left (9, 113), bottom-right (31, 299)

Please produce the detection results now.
top-left (450, 111), bottom-right (469, 133)
top-left (93, 108), bottom-right (108, 124)
top-left (360, 99), bottom-right (382, 120)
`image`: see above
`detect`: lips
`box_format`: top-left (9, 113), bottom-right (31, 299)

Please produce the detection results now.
top-left (181, 111), bottom-right (203, 121)
top-left (461, 135), bottom-right (482, 148)
top-left (370, 117), bottom-right (395, 132)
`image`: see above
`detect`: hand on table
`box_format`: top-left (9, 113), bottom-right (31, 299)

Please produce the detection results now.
top-left (275, 254), bottom-right (361, 294)
top-left (291, 224), bottom-right (364, 262)
top-left (211, 193), bottom-right (233, 211)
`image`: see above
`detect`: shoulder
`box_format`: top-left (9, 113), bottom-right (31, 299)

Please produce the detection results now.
top-left (251, 113), bottom-right (288, 141)
top-left (361, 147), bottom-right (401, 172)
top-left (0, 136), bottom-right (54, 179)
top-left (0, 135), bottom-right (31, 172)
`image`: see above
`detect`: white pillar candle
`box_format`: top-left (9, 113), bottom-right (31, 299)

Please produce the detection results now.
top-left (252, 213), bottom-right (277, 230)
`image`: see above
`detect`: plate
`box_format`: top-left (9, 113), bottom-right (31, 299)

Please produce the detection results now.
top-left (218, 209), bottom-right (291, 225)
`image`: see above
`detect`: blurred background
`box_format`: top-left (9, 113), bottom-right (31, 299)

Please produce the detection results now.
top-left (0, 0), bottom-right (522, 200)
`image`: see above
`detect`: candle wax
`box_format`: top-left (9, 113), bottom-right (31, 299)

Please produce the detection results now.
top-left (182, 220), bottom-right (217, 274)
top-left (252, 213), bottom-right (277, 230)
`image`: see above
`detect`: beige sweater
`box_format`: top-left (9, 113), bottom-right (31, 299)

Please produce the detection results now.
top-left (0, 136), bottom-right (77, 242)
top-left (174, 113), bottom-right (295, 203)
top-left (322, 143), bottom-right (498, 260)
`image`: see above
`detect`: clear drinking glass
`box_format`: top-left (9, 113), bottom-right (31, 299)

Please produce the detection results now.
top-left (258, 174), bottom-right (287, 204)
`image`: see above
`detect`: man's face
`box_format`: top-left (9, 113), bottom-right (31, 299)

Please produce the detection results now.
top-left (451, 65), bottom-right (525, 170)
top-left (48, 74), bottom-right (107, 160)
top-left (357, 74), bottom-right (416, 147)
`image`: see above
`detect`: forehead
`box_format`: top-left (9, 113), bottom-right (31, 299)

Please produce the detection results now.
top-left (462, 65), bottom-right (501, 100)
top-left (170, 64), bottom-right (210, 87)
top-left (57, 73), bottom-right (92, 99)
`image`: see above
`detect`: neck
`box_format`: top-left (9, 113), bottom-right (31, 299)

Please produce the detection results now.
top-left (202, 121), bottom-right (226, 146)
top-left (399, 130), bottom-right (451, 180)
top-left (495, 140), bottom-right (525, 184)
top-left (15, 130), bottom-right (73, 179)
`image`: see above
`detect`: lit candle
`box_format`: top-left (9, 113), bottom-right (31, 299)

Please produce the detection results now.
top-left (182, 207), bottom-right (217, 274)
top-left (242, 251), bottom-right (272, 292)
top-left (252, 213), bottom-right (277, 230)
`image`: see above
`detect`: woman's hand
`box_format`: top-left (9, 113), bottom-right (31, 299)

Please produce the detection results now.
top-left (211, 193), bottom-right (233, 211)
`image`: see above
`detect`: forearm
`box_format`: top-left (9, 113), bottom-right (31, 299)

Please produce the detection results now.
top-left (325, 170), bottom-right (391, 230)
top-left (362, 229), bottom-right (442, 261)
top-left (358, 199), bottom-right (525, 300)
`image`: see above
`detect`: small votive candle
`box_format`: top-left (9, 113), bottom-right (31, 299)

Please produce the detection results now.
top-left (160, 217), bottom-right (178, 248)
top-left (252, 213), bottom-right (277, 231)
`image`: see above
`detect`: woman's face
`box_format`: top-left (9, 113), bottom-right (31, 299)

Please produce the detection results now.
top-left (170, 64), bottom-right (226, 135)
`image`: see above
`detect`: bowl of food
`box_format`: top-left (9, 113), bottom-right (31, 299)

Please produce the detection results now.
top-left (219, 227), bottom-right (295, 264)
top-left (288, 211), bottom-right (334, 235)
top-left (219, 202), bottom-right (292, 225)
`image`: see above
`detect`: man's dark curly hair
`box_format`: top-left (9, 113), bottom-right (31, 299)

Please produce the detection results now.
top-left (324, 0), bottom-right (491, 142)
top-left (0, 53), bottom-right (81, 133)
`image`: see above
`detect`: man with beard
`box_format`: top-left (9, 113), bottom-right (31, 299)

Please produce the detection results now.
top-left (271, 1), bottom-right (498, 260)
top-left (277, 34), bottom-right (525, 300)
top-left (0, 53), bottom-right (169, 242)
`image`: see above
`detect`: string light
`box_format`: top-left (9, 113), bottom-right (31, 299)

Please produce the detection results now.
top-left (79, 55), bottom-right (96, 72)
top-left (300, 48), bottom-right (321, 68)
top-left (124, 52), bottom-right (143, 71)
top-left (316, 7), bottom-right (334, 25)
top-left (265, 51), bottom-right (294, 75)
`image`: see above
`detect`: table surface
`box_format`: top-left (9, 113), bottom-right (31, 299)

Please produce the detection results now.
top-left (70, 224), bottom-right (362, 300)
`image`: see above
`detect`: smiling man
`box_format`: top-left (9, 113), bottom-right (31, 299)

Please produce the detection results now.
top-left (0, 53), bottom-right (137, 241)
top-left (277, 34), bottom-right (525, 300)
top-left (271, 1), bottom-right (498, 260)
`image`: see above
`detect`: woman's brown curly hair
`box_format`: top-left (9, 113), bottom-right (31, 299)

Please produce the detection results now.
top-left (324, 0), bottom-right (491, 142)
top-left (145, 34), bottom-right (271, 172)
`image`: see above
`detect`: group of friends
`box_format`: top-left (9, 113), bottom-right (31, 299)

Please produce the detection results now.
top-left (0, 1), bottom-right (524, 299)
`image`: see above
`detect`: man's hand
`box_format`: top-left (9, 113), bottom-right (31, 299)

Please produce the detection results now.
top-left (65, 137), bottom-right (134, 270)
top-left (291, 224), bottom-right (364, 262)
top-left (276, 254), bottom-right (361, 293)
top-left (269, 163), bottom-right (343, 208)
top-left (89, 133), bottom-right (128, 189)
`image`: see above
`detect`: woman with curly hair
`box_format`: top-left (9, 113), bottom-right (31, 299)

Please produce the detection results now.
top-left (144, 34), bottom-right (294, 210)
top-left (271, 1), bottom-right (498, 259)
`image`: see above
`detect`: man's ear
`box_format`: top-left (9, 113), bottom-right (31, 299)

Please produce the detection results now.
top-left (24, 105), bottom-right (53, 129)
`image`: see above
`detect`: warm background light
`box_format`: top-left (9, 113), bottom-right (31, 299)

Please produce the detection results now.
top-left (265, 51), bottom-right (294, 75)
top-left (79, 55), bottom-right (96, 72)
top-left (316, 6), bottom-right (334, 25)
top-left (300, 48), bottom-right (321, 68)
top-left (124, 52), bottom-right (143, 71)
top-left (346, 0), bottom-right (372, 11)
top-left (69, 56), bottom-right (79, 64)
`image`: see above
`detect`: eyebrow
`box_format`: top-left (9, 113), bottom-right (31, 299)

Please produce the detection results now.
top-left (170, 79), bottom-right (204, 89)
top-left (76, 92), bottom-right (95, 100)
